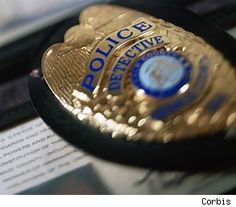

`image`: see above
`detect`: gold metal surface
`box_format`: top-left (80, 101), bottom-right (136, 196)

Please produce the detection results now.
top-left (42, 4), bottom-right (236, 142)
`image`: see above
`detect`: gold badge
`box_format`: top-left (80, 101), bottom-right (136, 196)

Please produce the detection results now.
top-left (42, 4), bottom-right (236, 142)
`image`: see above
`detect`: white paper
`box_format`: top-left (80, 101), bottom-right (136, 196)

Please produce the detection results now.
top-left (1, 118), bottom-right (236, 194)
top-left (0, 118), bottom-right (90, 194)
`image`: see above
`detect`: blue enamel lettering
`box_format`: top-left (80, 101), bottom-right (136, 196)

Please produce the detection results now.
top-left (82, 74), bottom-right (95, 92)
top-left (89, 57), bottom-right (105, 72)
top-left (117, 28), bottom-right (133, 40)
top-left (132, 21), bottom-right (152, 32)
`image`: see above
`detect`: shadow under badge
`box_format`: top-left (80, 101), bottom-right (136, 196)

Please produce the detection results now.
top-left (28, 0), bottom-right (236, 170)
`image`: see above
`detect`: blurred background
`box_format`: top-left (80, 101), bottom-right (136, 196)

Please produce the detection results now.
top-left (0, 0), bottom-right (104, 46)
top-left (0, 0), bottom-right (236, 46)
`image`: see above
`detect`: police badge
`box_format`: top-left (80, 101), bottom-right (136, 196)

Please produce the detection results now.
top-left (29, 2), bottom-right (236, 169)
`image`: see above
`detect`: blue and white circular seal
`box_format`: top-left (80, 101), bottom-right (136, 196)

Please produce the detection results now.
top-left (131, 50), bottom-right (192, 98)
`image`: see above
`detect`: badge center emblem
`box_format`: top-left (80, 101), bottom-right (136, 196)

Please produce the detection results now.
top-left (131, 51), bottom-right (192, 98)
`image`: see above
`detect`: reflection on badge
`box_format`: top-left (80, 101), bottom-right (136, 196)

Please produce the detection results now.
top-left (42, 4), bottom-right (236, 142)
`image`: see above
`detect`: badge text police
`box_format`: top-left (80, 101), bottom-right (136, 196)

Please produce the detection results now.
top-left (81, 19), bottom-right (156, 94)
